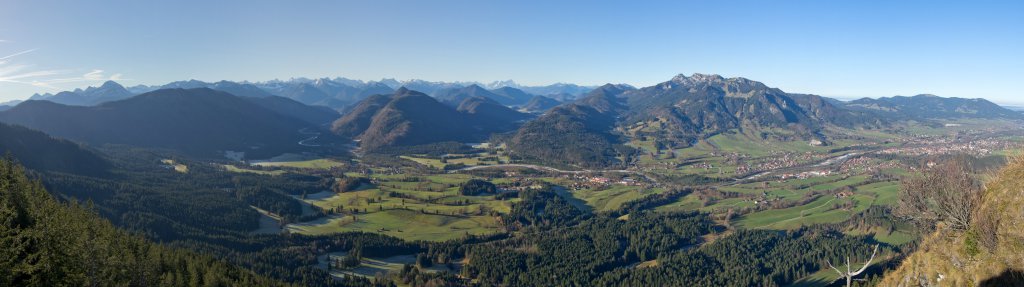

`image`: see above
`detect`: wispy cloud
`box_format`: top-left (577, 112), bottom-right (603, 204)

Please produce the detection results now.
top-left (0, 45), bottom-right (127, 94)
top-left (43, 70), bottom-right (127, 84)
top-left (0, 49), bottom-right (36, 66)
top-left (0, 49), bottom-right (35, 61)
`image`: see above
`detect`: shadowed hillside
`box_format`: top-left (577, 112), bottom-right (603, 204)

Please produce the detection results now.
top-left (0, 159), bottom-right (287, 286)
top-left (0, 88), bottom-right (315, 158)
top-left (332, 88), bottom-right (527, 151)
top-left (507, 84), bottom-right (632, 168)
top-left (0, 123), bottom-right (110, 176)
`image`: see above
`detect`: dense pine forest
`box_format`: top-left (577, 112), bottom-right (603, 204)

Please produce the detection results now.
top-left (0, 158), bottom-right (287, 286)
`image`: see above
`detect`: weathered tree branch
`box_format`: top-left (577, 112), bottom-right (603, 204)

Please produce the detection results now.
top-left (849, 245), bottom-right (879, 276)
top-left (826, 244), bottom-right (880, 287)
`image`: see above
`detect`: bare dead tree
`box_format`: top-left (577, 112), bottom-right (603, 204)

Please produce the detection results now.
top-left (827, 244), bottom-right (879, 287)
top-left (896, 157), bottom-right (981, 231)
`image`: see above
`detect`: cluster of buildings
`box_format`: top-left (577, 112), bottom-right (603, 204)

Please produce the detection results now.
top-left (727, 151), bottom-right (829, 175)
top-left (552, 174), bottom-right (646, 191)
top-left (778, 170), bottom-right (833, 180)
top-left (836, 156), bottom-right (902, 173)
top-left (498, 179), bottom-right (546, 192)
top-left (878, 137), bottom-right (1019, 157)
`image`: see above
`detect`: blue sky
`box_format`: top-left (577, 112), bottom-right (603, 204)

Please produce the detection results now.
top-left (1, 0), bottom-right (1021, 104)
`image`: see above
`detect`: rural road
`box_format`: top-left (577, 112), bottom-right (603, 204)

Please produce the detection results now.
top-left (298, 128), bottom-right (321, 147)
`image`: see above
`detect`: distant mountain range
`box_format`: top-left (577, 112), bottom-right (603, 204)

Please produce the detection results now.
top-left (28, 81), bottom-right (134, 106)
top-left (1, 72), bottom-right (1020, 165)
top-left (0, 88), bottom-right (321, 158)
top-left (17, 77), bottom-right (599, 111)
top-left (434, 85), bottom-right (535, 107)
top-left (840, 94), bottom-right (1024, 120)
top-left (483, 80), bottom-right (597, 99)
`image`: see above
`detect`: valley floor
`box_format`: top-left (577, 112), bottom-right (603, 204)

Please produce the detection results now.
top-left (193, 118), bottom-right (1024, 285)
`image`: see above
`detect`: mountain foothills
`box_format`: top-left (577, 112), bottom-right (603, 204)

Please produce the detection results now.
top-left (0, 88), bottom-right (317, 158)
top-left (508, 84), bottom-right (632, 168)
top-left (0, 159), bottom-right (289, 286)
top-left (0, 122), bottom-right (110, 176)
top-left (244, 95), bottom-right (341, 125)
top-left (841, 94), bottom-right (1024, 120)
top-left (1, 72), bottom-right (1024, 286)
top-left (330, 88), bottom-right (528, 151)
top-left (521, 95), bottom-right (561, 113)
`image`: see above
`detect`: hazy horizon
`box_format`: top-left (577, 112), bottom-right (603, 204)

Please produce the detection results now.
top-left (8, 74), bottom-right (1024, 107)
top-left (2, 0), bottom-right (1022, 104)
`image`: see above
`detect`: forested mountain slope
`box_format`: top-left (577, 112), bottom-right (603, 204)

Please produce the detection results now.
top-left (0, 159), bottom-right (288, 286)
top-left (0, 122), bottom-right (110, 176)
top-left (619, 74), bottom-right (878, 145)
top-left (0, 88), bottom-right (313, 158)
top-left (332, 88), bottom-right (526, 151)
top-left (844, 94), bottom-right (1023, 120)
top-left (507, 84), bottom-right (632, 168)
top-left (506, 74), bottom-right (886, 168)
top-left (521, 95), bottom-right (561, 112)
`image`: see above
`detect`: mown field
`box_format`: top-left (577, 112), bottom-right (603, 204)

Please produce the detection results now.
top-left (223, 164), bottom-right (286, 175)
top-left (400, 153), bottom-right (510, 169)
top-left (222, 155), bottom-right (347, 175)
top-left (286, 173), bottom-right (511, 241)
top-left (569, 185), bottom-right (665, 212)
top-left (288, 210), bottom-right (500, 241)
top-left (318, 251), bottom-right (461, 279)
top-left (252, 158), bottom-right (346, 169)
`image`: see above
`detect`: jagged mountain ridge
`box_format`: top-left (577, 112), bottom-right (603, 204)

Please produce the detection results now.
top-left (617, 73), bottom-right (880, 144)
top-left (506, 74), bottom-right (884, 168)
top-left (434, 84), bottom-right (535, 106)
top-left (28, 81), bottom-right (134, 106)
top-left (16, 76), bottom-right (602, 112)
top-left (483, 80), bottom-right (598, 99)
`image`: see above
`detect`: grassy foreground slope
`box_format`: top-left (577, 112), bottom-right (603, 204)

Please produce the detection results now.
top-left (880, 155), bottom-right (1024, 286)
